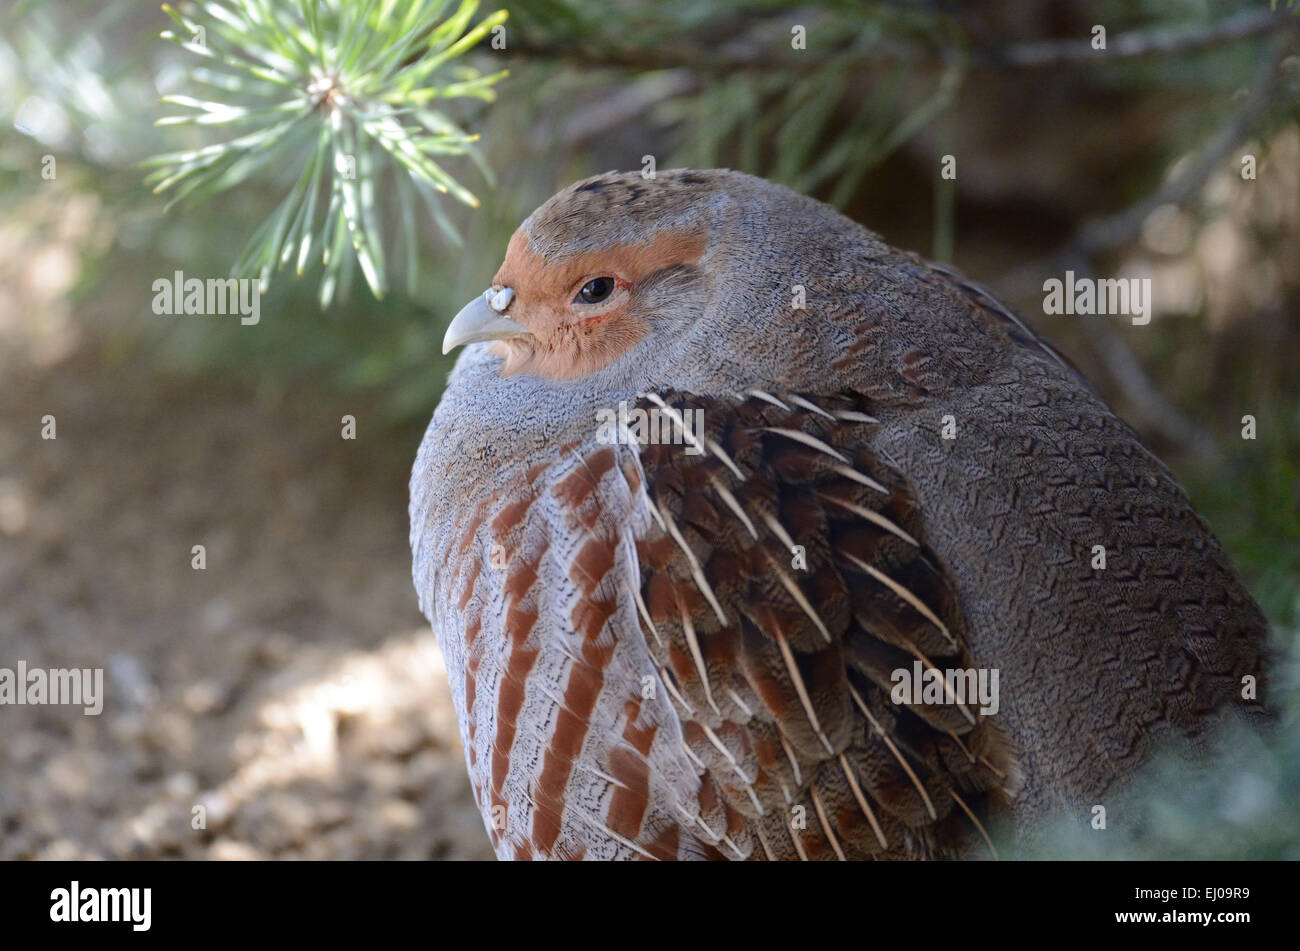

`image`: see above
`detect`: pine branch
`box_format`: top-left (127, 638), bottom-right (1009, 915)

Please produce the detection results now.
top-left (145, 0), bottom-right (509, 307)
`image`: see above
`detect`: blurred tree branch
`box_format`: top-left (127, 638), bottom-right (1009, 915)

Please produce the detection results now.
top-left (994, 29), bottom-right (1298, 463)
top-left (986, 7), bottom-right (1295, 68)
top-left (502, 6), bottom-right (1296, 75)
top-left (1000, 30), bottom-right (1295, 287)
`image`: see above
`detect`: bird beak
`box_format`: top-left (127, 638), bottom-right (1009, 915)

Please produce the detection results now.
top-left (442, 289), bottom-right (530, 354)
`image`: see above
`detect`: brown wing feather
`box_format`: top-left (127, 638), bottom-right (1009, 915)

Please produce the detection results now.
top-left (635, 389), bottom-right (1020, 860)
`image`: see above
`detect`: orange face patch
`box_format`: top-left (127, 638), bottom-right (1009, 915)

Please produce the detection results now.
top-left (487, 227), bottom-right (706, 379)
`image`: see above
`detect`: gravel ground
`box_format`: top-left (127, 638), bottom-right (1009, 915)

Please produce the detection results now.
top-left (0, 352), bottom-right (493, 860)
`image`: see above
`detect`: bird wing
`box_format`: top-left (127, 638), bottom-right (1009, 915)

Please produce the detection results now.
top-left (630, 387), bottom-right (1020, 859)
top-left (418, 379), bottom-right (1018, 861)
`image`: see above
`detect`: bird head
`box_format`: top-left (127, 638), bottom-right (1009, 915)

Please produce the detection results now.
top-left (439, 167), bottom-right (953, 408)
top-left (443, 169), bottom-right (744, 381)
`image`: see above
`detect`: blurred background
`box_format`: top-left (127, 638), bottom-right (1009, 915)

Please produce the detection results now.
top-left (0, 0), bottom-right (1296, 860)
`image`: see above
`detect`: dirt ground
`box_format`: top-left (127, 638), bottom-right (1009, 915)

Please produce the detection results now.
top-left (0, 349), bottom-right (493, 860)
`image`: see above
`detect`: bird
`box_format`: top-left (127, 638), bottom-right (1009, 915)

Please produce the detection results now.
top-left (409, 168), bottom-right (1269, 860)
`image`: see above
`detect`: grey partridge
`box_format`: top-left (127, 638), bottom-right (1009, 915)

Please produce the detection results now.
top-left (409, 169), bottom-right (1269, 860)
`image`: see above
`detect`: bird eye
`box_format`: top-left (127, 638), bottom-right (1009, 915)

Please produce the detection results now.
top-left (577, 276), bottom-right (616, 304)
